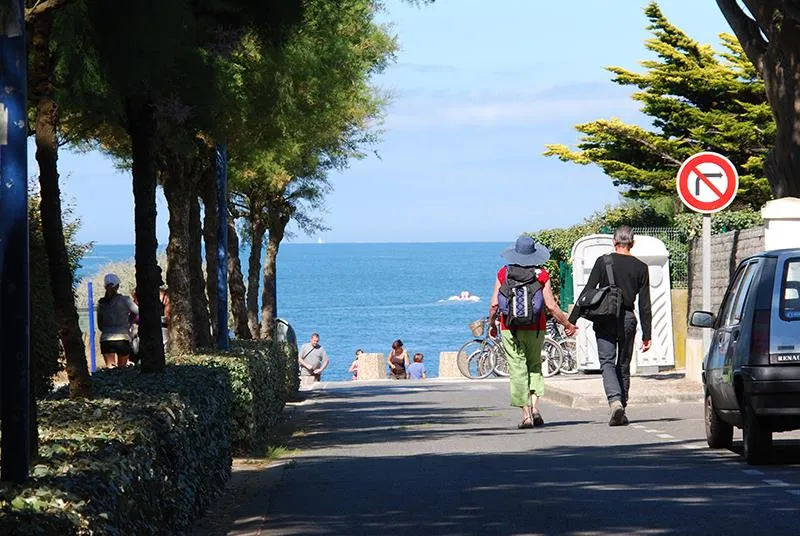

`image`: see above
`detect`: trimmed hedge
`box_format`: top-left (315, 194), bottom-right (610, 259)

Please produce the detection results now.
top-left (174, 340), bottom-right (299, 454)
top-left (0, 341), bottom-right (298, 534)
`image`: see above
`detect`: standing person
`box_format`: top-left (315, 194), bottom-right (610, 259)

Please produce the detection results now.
top-left (569, 225), bottom-right (652, 426)
top-left (407, 353), bottom-right (427, 380)
top-left (157, 267), bottom-right (171, 351)
top-left (489, 236), bottom-right (577, 429)
top-left (349, 349), bottom-right (363, 381)
top-left (387, 339), bottom-right (409, 379)
top-left (97, 273), bottom-right (139, 368)
top-left (298, 333), bottom-right (330, 386)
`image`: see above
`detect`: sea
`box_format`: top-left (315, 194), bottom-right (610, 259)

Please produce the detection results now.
top-left (79, 242), bottom-right (509, 381)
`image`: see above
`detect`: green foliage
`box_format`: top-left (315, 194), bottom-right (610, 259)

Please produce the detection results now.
top-left (28, 192), bottom-right (91, 398)
top-left (0, 364), bottom-right (233, 534)
top-left (674, 208), bottom-right (763, 239)
top-left (0, 340), bottom-right (298, 533)
top-left (172, 341), bottom-right (299, 455)
top-left (544, 2), bottom-right (774, 210)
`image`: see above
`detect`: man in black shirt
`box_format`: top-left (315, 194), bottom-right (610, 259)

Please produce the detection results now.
top-left (569, 225), bottom-right (652, 426)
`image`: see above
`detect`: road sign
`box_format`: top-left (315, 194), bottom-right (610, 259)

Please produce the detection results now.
top-left (676, 152), bottom-right (738, 214)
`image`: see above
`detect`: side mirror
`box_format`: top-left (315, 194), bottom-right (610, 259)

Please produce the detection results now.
top-left (689, 311), bottom-right (715, 329)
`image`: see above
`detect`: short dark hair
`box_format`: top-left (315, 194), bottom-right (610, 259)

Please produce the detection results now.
top-left (392, 339), bottom-right (403, 350)
top-left (413, 353), bottom-right (423, 362)
top-left (311, 332), bottom-right (320, 339)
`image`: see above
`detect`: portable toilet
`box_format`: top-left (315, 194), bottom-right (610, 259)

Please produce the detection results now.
top-left (570, 234), bottom-right (675, 372)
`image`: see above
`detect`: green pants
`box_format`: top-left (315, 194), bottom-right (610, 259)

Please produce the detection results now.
top-left (501, 329), bottom-right (545, 407)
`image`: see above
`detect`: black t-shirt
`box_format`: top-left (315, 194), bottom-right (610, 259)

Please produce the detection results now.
top-left (569, 253), bottom-right (652, 340)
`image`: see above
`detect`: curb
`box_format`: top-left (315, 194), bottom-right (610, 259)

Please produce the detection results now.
top-left (543, 384), bottom-right (703, 408)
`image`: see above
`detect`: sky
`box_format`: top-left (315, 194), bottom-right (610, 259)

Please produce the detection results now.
top-left (30, 0), bottom-right (735, 245)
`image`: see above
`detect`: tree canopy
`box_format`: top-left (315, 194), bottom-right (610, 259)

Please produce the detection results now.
top-left (545, 2), bottom-right (774, 210)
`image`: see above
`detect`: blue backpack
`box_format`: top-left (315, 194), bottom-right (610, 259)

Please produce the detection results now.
top-left (498, 265), bottom-right (544, 329)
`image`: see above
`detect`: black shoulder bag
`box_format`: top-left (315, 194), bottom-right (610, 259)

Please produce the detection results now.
top-left (576, 255), bottom-right (623, 323)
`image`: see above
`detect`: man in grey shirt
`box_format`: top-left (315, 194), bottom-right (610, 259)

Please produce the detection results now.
top-left (299, 333), bottom-right (330, 384)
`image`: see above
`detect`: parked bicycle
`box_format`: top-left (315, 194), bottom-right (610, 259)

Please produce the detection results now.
top-left (458, 318), bottom-right (564, 380)
top-left (546, 318), bottom-right (579, 375)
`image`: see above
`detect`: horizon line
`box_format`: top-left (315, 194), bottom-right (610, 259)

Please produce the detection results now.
top-left (88, 240), bottom-right (512, 247)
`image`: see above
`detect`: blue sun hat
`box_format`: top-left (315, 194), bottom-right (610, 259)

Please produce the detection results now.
top-left (501, 235), bottom-right (551, 266)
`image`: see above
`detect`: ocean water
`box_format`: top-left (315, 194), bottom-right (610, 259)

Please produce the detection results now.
top-left (79, 242), bottom-right (508, 381)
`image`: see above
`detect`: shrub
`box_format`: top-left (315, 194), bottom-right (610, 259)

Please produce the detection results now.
top-left (674, 208), bottom-right (763, 239)
top-left (174, 340), bottom-right (299, 454)
top-left (0, 364), bottom-right (232, 535)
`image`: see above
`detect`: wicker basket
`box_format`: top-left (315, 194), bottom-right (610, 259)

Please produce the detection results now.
top-left (469, 318), bottom-right (486, 337)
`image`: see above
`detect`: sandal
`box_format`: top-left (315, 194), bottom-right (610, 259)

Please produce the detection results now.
top-left (532, 412), bottom-right (545, 427)
top-left (517, 417), bottom-right (534, 429)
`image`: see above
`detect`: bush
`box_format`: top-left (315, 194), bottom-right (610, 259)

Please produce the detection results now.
top-left (0, 364), bottom-right (233, 535)
top-left (174, 340), bottom-right (299, 455)
top-left (674, 208), bottom-right (763, 239)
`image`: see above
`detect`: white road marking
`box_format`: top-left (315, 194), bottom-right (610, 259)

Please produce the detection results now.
top-left (743, 470), bottom-right (765, 476)
top-left (682, 444), bottom-right (705, 450)
top-left (657, 434), bottom-right (674, 439)
top-left (644, 429), bottom-right (664, 433)
top-left (764, 479), bottom-right (790, 487)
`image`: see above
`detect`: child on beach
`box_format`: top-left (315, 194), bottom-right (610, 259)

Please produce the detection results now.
top-left (407, 353), bottom-right (427, 380)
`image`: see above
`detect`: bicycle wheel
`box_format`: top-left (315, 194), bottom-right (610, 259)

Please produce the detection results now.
top-left (558, 337), bottom-right (579, 375)
top-left (492, 341), bottom-right (509, 377)
top-left (541, 337), bottom-right (564, 378)
top-left (457, 339), bottom-right (495, 379)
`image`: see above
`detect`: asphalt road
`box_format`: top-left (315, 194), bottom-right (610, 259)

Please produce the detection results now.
top-left (235, 380), bottom-right (800, 536)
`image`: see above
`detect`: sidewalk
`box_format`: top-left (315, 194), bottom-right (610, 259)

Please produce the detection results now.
top-left (543, 372), bottom-right (703, 408)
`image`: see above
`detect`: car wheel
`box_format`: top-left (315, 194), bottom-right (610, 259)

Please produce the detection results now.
top-left (705, 392), bottom-right (733, 449)
top-left (743, 400), bottom-right (772, 465)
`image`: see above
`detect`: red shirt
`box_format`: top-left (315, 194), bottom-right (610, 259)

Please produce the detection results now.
top-left (497, 266), bottom-right (549, 331)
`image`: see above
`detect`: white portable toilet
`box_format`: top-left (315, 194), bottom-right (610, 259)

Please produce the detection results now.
top-left (570, 234), bottom-right (675, 372)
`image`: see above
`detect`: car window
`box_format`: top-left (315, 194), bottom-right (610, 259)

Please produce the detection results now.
top-left (718, 264), bottom-right (749, 326)
top-left (781, 258), bottom-right (800, 321)
top-left (721, 262), bottom-right (758, 327)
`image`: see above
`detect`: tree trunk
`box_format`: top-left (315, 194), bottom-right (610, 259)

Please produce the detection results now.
top-left (227, 220), bottom-right (251, 340)
top-left (259, 224), bottom-right (285, 340)
top-left (189, 188), bottom-right (212, 348)
top-left (200, 171), bottom-right (219, 342)
top-left (127, 98), bottom-right (165, 372)
top-left (163, 159), bottom-right (196, 355)
top-left (31, 13), bottom-right (91, 397)
top-left (246, 215), bottom-right (265, 338)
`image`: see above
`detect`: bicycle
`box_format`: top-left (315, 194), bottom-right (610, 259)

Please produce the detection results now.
top-left (546, 318), bottom-right (579, 375)
top-left (458, 318), bottom-right (563, 379)
top-left (457, 318), bottom-right (508, 379)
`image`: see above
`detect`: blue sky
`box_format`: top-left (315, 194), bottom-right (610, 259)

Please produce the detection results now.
top-left (32, 0), bottom-right (734, 244)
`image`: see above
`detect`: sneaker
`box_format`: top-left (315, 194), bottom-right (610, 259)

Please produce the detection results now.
top-left (621, 414), bottom-right (629, 426)
top-left (609, 401), bottom-right (626, 427)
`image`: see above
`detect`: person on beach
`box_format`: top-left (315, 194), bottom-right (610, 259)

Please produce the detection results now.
top-left (299, 333), bottom-right (330, 386)
top-left (349, 349), bottom-right (363, 380)
top-left (97, 273), bottom-right (139, 368)
top-left (489, 236), bottom-right (577, 429)
top-left (569, 225), bottom-right (652, 426)
top-left (407, 353), bottom-right (427, 380)
top-left (387, 339), bottom-right (409, 379)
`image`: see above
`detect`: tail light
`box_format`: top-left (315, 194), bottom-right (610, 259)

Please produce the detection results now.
top-left (750, 308), bottom-right (771, 361)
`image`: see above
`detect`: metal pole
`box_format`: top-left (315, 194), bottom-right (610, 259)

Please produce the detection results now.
top-left (0, 0), bottom-right (31, 483)
top-left (702, 213), bottom-right (712, 353)
top-left (216, 144), bottom-right (229, 350)
top-left (88, 282), bottom-right (96, 372)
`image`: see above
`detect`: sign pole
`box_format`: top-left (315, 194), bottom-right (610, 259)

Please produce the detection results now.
top-left (88, 282), bottom-right (97, 373)
top-left (0, 0), bottom-right (31, 484)
top-left (702, 213), bottom-right (712, 352)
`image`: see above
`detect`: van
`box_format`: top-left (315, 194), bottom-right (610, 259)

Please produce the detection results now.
top-left (690, 249), bottom-right (800, 465)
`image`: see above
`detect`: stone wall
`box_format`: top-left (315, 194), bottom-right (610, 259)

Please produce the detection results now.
top-left (687, 226), bottom-right (764, 338)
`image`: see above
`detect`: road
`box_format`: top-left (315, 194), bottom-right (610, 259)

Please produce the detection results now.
top-left (223, 380), bottom-right (800, 536)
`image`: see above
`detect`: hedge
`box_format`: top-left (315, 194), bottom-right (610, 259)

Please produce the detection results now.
top-left (0, 341), bottom-right (299, 534)
top-left (173, 340), bottom-right (299, 454)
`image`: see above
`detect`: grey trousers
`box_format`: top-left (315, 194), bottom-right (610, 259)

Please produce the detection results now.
top-left (595, 310), bottom-right (637, 406)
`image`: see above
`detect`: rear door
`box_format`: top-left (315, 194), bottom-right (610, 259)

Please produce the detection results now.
top-left (707, 260), bottom-right (759, 410)
top-left (771, 257), bottom-right (800, 361)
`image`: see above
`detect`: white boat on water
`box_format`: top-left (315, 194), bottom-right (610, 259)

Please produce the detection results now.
top-left (446, 291), bottom-right (480, 302)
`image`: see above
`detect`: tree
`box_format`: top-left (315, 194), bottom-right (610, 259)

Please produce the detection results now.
top-left (25, 0), bottom-right (93, 397)
top-left (544, 2), bottom-right (774, 210)
top-left (227, 0), bottom-right (396, 339)
top-left (716, 0), bottom-right (800, 198)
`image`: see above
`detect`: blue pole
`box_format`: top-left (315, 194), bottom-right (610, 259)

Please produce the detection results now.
top-left (216, 144), bottom-right (229, 350)
top-left (88, 282), bottom-right (96, 372)
top-left (0, 0), bottom-right (31, 484)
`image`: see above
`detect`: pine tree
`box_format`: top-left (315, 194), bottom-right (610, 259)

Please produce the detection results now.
top-left (544, 2), bottom-right (774, 210)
